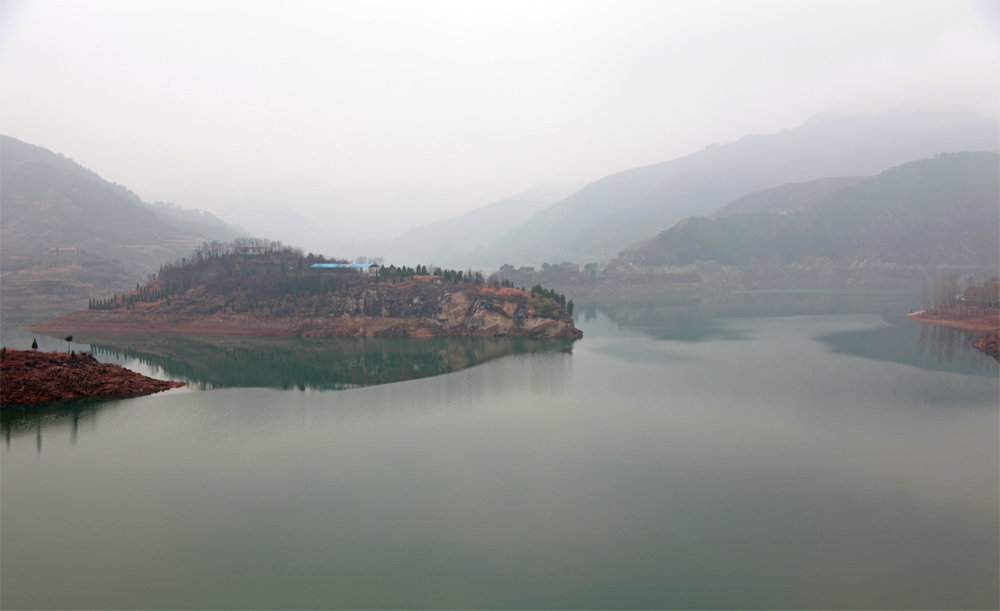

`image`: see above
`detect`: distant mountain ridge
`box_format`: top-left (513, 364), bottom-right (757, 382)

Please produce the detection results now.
top-left (603, 152), bottom-right (999, 287)
top-left (360, 183), bottom-right (584, 268)
top-left (480, 107), bottom-right (999, 267)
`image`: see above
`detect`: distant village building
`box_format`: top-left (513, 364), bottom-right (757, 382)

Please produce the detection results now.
top-left (310, 263), bottom-right (380, 275)
top-left (47, 247), bottom-right (77, 255)
top-left (558, 262), bottom-right (580, 272)
top-left (518, 266), bottom-right (535, 273)
top-left (235, 245), bottom-right (264, 255)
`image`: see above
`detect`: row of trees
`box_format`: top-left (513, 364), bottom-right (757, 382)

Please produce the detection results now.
top-left (383, 264), bottom-right (486, 285)
top-left (192, 237), bottom-right (292, 262)
top-left (920, 274), bottom-right (1000, 314)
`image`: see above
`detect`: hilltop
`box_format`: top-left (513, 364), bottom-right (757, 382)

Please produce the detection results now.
top-left (29, 242), bottom-right (581, 339)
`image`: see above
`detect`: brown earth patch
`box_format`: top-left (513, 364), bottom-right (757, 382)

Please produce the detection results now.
top-left (1, 348), bottom-right (184, 406)
top-left (906, 312), bottom-right (1000, 332)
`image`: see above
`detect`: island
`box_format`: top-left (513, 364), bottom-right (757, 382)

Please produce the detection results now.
top-left (1, 348), bottom-right (184, 406)
top-left (27, 246), bottom-right (583, 340)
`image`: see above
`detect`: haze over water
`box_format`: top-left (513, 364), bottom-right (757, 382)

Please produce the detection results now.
top-left (3, 288), bottom-right (996, 609)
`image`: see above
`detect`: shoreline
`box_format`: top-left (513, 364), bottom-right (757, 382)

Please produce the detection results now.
top-left (26, 309), bottom-right (583, 339)
top-left (905, 312), bottom-right (999, 333)
top-left (1, 348), bottom-right (184, 406)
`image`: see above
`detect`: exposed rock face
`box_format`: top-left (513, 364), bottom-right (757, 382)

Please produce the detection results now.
top-left (28, 285), bottom-right (583, 339)
top-left (1, 349), bottom-right (184, 406)
top-left (972, 330), bottom-right (1000, 362)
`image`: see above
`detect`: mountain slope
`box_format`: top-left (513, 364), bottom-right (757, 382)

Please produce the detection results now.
top-left (0, 135), bottom-right (248, 325)
top-left (708, 176), bottom-right (867, 218)
top-left (368, 183), bottom-right (583, 268)
top-left (486, 107), bottom-right (999, 266)
top-left (604, 152), bottom-right (999, 286)
top-left (1, 135), bottom-right (245, 267)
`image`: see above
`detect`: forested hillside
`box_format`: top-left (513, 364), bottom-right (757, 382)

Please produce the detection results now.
top-left (605, 152), bottom-right (999, 286)
top-left (708, 176), bottom-right (867, 218)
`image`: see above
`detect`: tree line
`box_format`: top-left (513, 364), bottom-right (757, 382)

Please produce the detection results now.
top-left (921, 274), bottom-right (999, 315)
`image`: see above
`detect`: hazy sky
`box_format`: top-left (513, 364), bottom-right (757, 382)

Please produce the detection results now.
top-left (2, 0), bottom-right (998, 239)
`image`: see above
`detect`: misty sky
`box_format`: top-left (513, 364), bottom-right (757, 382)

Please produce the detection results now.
top-left (2, 0), bottom-right (998, 240)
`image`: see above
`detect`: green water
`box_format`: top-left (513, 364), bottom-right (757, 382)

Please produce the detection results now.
top-left (2, 288), bottom-right (997, 609)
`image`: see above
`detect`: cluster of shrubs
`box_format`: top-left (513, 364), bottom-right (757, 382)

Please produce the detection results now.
top-left (528, 284), bottom-right (573, 316)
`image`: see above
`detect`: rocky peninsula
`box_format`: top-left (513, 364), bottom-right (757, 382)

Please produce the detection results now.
top-left (1, 348), bottom-right (184, 406)
top-left (28, 251), bottom-right (582, 339)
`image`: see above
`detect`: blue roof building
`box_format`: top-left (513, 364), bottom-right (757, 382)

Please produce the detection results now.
top-left (311, 263), bottom-right (380, 274)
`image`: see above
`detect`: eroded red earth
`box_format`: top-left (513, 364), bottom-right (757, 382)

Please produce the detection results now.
top-left (1, 348), bottom-right (184, 406)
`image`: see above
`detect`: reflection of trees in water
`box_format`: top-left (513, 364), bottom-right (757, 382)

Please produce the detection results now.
top-left (3, 336), bottom-right (577, 449)
top-left (2, 396), bottom-right (127, 452)
top-left (583, 290), bottom-right (910, 342)
top-left (583, 289), bottom-right (996, 375)
top-left (81, 335), bottom-right (575, 391)
top-left (586, 288), bottom-right (919, 339)
top-left (917, 323), bottom-right (996, 372)
top-left (818, 320), bottom-right (997, 376)
top-left (582, 294), bottom-right (730, 342)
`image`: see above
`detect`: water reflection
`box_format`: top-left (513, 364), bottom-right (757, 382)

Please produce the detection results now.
top-left (40, 333), bottom-right (576, 391)
top-left (818, 319), bottom-right (998, 376)
top-left (584, 288), bottom-right (916, 342)
top-left (2, 395), bottom-right (132, 451)
top-left (4, 335), bottom-right (576, 448)
top-left (585, 288), bottom-right (997, 375)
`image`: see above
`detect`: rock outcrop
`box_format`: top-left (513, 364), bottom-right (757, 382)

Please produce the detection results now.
top-left (1, 349), bottom-right (184, 406)
top-left (972, 330), bottom-right (1000, 362)
top-left (28, 284), bottom-right (583, 339)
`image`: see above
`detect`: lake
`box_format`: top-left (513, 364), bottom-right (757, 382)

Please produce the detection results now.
top-left (2, 287), bottom-right (997, 609)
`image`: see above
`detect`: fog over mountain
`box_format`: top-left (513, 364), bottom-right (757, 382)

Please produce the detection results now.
top-left (476, 107), bottom-right (999, 268)
top-left (356, 183), bottom-right (584, 268)
top-left (603, 152), bottom-right (999, 287)
top-left (0, 135), bottom-right (251, 326)
top-left (0, 135), bottom-right (245, 271)
top-left (2, 1), bottom-right (996, 251)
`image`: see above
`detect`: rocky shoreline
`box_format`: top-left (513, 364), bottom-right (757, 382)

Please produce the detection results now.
top-left (972, 330), bottom-right (1000, 361)
top-left (28, 286), bottom-right (583, 340)
top-left (1, 348), bottom-right (184, 406)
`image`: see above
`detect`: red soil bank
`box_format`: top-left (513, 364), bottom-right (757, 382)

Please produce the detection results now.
top-left (1, 348), bottom-right (184, 406)
top-left (906, 311), bottom-right (999, 332)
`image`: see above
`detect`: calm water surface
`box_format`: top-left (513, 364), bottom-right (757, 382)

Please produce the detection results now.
top-left (2, 288), bottom-right (997, 609)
